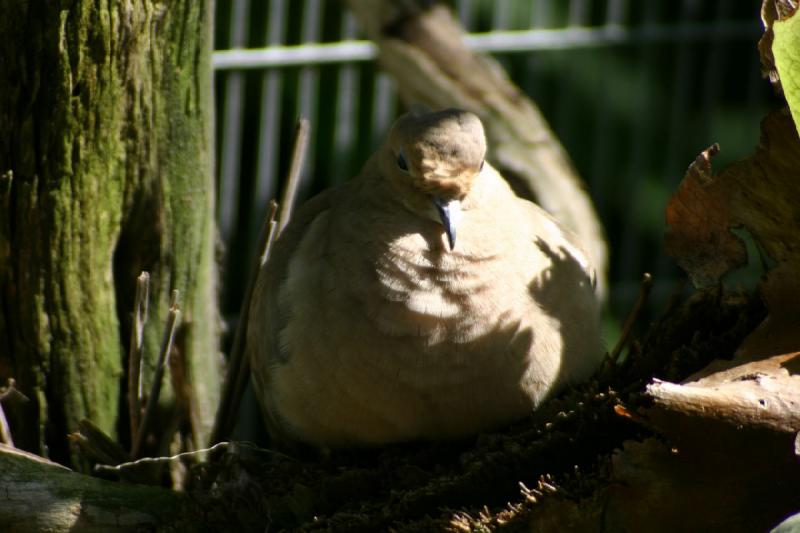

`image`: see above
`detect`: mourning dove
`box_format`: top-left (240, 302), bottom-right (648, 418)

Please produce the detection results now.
top-left (247, 108), bottom-right (603, 449)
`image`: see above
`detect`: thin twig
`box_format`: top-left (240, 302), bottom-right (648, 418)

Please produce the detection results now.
top-left (0, 403), bottom-right (12, 447)
top-left (612, 403), bottom-right (657, 432)
top-left (70, 419), bottom-right (130, 466)
top-left (95, 440), bottom-right (292, 474)
top-left (128, 271), bottom-right (150, 441)
top-left (226, 211), bottom-right (282, 434)
top-left (277, 118), bottom-right (310, 232)
top-left (209, 201), bottom-right (280, 446)
top-left (133, 291), bottom-right (181, 458)
top-left (95, 442), bottom-right (230, 474)
top-left (260, 209), bottom-right (281, 267)
top-left (209, 118), bottom-right (310, 446)
top-left (0, 379), bottom-right (28, 448)
top-left (0, 378), bottom-right (27, 403)
top-left (610, 273), bottom-right (654, 363)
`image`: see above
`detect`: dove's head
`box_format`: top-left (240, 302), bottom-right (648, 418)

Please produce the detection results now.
top-left (380, 108), bottom-right (487, 250)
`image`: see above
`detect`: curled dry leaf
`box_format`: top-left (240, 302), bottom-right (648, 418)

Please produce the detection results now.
top-left (666, 108), bottom-right (800, 306)
top-left (664, 143), bottom-right (746, 288)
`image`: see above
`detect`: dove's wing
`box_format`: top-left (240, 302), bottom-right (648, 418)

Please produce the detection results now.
top-left (247, 188), bottom-right (335, 445)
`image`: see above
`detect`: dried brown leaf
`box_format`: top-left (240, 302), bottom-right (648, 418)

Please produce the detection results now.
top-left (666, 108), bottom-right (800, 309)
top-left (664, 144), bottom-right (746, 288)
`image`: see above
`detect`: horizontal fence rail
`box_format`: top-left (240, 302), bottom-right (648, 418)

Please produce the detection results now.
top-left (212, 21), bottom-right (759, 70)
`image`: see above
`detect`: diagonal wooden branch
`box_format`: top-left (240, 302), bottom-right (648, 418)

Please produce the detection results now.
top-left (69, 419), bottom-right (130, 467)
top-left (344, 0), bottom-right (608, 300)
top-left (610, 273), bottom-right (654, 363)
top-left (127, 271), bottom-right (150, 441)
top-left (210, 119), bottom-right (310, 446)
top-left (0, 403), bottom-right (12, 447)
top-left (209, 201), bottom-right (278, 445)
top-left (133, 291), bottom-right (181, 458)
top-left (278, 119), bottom-right (311, 232)
top-left (645, 351), bottom-right (800, 435)
top-left (0, 378), bottom-right (26, 447)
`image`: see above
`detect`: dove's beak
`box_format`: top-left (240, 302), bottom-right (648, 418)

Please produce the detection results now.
top-left (433, 198), bottom-right (461, 251)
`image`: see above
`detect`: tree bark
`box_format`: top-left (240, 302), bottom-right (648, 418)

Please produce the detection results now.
top-left (0, 0), bottom-right (219, 466)
top-left (344, 1), bottom-right (609, 299)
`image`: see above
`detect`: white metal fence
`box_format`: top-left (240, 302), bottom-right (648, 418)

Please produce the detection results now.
top-left (213, 0), bottom-right (770, 328)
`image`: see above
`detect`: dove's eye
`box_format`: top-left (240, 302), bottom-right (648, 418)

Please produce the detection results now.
top-left (397, 150), bottom-right (409, 172)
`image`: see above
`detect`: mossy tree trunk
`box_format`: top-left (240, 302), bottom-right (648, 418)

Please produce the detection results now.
top-left (0, 0), bottom-right (219, 467)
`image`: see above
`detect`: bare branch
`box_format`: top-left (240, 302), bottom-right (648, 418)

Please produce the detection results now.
top-left (133, 292), bottom-right (181, 458)
top-left (610, 273), bottom-right (653, 363)
top-left (0, 403), bottom-right (12, 447)
top-left (646, 351), bottom-right (800, 434)
top-left (127, 271), bottom-right (150, 441)
top-left (69, 419), bottom-right (130, 466)
top-left (278, 118), bottom-right (311, 232)
top-left (210, 118), bottom-right (310, 446)
top-left (209, 202), bottom-right (279, 445)
top-left (0, 378), bottom-right (27, 403)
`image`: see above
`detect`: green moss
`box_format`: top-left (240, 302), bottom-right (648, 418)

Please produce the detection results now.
top-left (0, 0), bottom-right (219, 465)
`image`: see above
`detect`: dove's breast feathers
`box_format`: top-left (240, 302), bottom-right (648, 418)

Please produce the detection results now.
top-left (247, 109), bottom-right (602, 449)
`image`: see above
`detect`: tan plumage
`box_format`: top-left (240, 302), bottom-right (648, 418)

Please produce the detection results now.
top-left (247, 108), bottom-right (603, 449)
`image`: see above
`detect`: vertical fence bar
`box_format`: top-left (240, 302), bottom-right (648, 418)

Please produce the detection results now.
top-left (370, 73), bottom-right (397, 151)
top-left (568, 0), bottom-right (590, 26)
top-left (699, 1), bottom-right (733, 145)
top-left (492, 0), bottom-right (513, 70)
top-left (331, 12), bottom-right (360, 185)
top-left (533, 0), bottom-right (553, 28)
top-left (588, 0), bottom-right (629, 211)
top-left (457, 0), bottom-right (475, 31)
top-left (523, 0), bottom-right (553, 106)
top-left (616, 1), bottom-right (661, 300)
top-left (653, 0), bottom-right (702, 283)
top-left (296, 0), bottom-right (323, 198)
top-left (492, 2), bottom-right (513, 33)
top-left (218, 0), bottom-right (251, 244)
top-left (252, 0), bottom-right (288, 233)
top-left (605, 0), bottom-right (627, 28)
top-left (552, 0), bottom-right (592, 160)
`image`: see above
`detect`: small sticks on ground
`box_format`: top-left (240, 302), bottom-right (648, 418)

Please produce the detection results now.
top-left (127, 271), bottom-right (150, 443)
top-left (610, 273), bottom-right (654, 364)
top-left (133, 290), bottom-right (181, 458)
